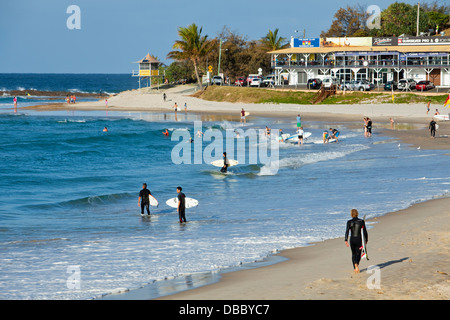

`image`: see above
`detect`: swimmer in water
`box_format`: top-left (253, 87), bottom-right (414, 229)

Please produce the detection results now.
top-left (103, 127), bottom-right (108, 132)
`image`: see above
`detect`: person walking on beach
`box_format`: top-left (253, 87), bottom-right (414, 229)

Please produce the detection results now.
top-left (429, 119), bottom-right (437, 139)
top-left (345, 209), bottom-right (368, 273)
top-left (240, 108), bottom-right (246, 123)
top-left (184, 102), bottom-right (187, 112)
top-left (138, 183), bottom-right (152, 215)
top-left (163, 93), bottom-right (166, 102)
top-left (177, 186), bottom-right (186, 223)
top-left (427, 100), bottom-right (431, 115)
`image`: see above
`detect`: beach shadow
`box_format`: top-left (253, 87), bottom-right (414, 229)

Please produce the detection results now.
top-left (361, 257), bottom-right (409, 272)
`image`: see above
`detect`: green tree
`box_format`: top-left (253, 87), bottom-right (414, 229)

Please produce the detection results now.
top-left (377, 2), bottom-right (431, 36)
top-left (260, 28), bottom-right (288, 51)
top-left (321, 5), bottom-right (368, 37)
top-left (167, 23), bottom-right (213, 89)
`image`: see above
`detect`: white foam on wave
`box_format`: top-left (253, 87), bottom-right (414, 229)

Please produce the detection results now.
top-left (258, 144), bottom-right (370, 176)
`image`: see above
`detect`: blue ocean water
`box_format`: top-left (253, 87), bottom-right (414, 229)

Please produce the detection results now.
top-left (0, 75), bottom-right (449, 300)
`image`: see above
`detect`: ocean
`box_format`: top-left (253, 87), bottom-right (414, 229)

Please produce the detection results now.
top-left (0, 74), bottom-right (449, 299)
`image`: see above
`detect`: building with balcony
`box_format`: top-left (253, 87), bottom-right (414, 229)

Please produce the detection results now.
top-left (269, 36), bottom-right (450, 88)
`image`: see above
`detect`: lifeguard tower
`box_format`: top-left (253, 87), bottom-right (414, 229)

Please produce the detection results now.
top-left (132, 53), bottom-right (161, 89)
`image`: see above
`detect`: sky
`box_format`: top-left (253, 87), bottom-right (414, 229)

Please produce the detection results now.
top-left (0, 0), bottom-right (439, 73)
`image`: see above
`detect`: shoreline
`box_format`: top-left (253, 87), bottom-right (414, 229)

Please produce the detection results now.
top-left (159, 196), bottom-right (449, 300)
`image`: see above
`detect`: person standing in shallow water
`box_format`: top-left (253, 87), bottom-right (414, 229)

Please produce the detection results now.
top-left (344, 209), bottom-right (368, 273)
top-left (138, 183), bottom-right (152, 215)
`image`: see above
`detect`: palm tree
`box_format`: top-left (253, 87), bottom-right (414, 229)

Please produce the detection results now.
top-left (167, 23), bottom-right (212, 89)
top-left (261, 28), bottom-right (288, 51)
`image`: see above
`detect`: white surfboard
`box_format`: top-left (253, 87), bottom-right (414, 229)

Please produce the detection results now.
top-left (210, 159), bottom-right (239, 168)
top-left (434, 114), bottom-right (449, 121)
top-left (245, 111), bottom-right (250, 116)
top-left (166, 197), bottom-right (199, 209)
top-left (360, 215), bottom-right (369, 260)
top-left (149, 195), bottom-right (159, 207)
top-left (285, 132), bottom-right (312, 142)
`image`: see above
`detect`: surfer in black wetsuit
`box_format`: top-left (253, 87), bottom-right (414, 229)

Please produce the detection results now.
top-left (220, 152), bottom-right (229, 173)
top-left (177, 186), bottom-right (186, 223)
top-left (429, 119), bottom-right (437, 138)
top-left (138, 183), bottom-right (151, 215)
top-left (345, 209), bottom-right (368, 273)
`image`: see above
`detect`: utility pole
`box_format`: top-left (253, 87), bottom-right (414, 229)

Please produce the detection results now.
top-left (416, 2), bottom-right (420, 36)
top-left (218, 39), bottom-right (222, 76)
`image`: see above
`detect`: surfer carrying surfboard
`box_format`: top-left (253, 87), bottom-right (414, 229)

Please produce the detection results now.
top-left (177, 186), bottom-right (186, 223)
top-left (138, 183), bottom-right (152, 215)
top-left (344, 209), bottom-right (368, 273)
top-left (220, 152), bottom-right (229, 173)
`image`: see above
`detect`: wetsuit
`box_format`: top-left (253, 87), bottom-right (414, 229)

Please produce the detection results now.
top-left (429, 120), bottom-right (436, 137)
top-left (139, 188), bottom-right (151, 215)
top-left (221, 156), bottom-right (228, 173)
top-left (345, 217), bottom-right (368, 268)
top-left (178, 192), bottom-right (186, 222)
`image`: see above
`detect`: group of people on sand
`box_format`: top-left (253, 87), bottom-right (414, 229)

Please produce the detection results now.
top-left (138, 183), bottom-right (187, 223)
top-left (66, 95), bottom-right (77, 104)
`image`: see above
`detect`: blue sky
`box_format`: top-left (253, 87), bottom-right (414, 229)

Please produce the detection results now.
top-left (0, 0), bottom-right (436, 73)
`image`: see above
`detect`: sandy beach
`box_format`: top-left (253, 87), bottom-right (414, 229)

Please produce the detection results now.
top-left (161, 197), bottom-right (449, 300)
top-left (25, 85), bottom-right (449, 300)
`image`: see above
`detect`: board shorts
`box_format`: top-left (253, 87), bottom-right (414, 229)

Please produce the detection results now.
top-left (297, 122), bottom-right (301, 128)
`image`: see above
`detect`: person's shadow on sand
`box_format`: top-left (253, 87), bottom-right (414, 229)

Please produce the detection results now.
top-left (360, 257), bottom-right (409, 272)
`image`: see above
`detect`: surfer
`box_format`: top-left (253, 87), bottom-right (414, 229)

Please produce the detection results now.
top-left (163, 129), bottom-right (169, 136)
top-left (221, 152), bottom-right (229, 173)
top-left (103, 127), bottom-right (108, 132)
top-left (429, 119), bottom-right (437, 138)
top-left (329, 128), bottom-right (340, 142)
top-left (138, 183), bottom-right (152, 215)
top-left (177, 186), bottom-right (186, 223)
top-left (345, 209), bottom-right (368, 273)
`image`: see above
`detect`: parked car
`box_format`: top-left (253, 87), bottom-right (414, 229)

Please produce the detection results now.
top-left (339, 81), bottom-right (352, 90)
top-left (415, 80), bottom-right (435, 91)
top-left (246, 74), bottom-right (260, 85)
top-left (250, 77), bottom-right (263, 87)
top-left (234, 77), bottom-right (247, 86)
top-left (397, 79), bottom-right (416, 90)
top-left (211, 76), bottom-right (223, 85)
top-left (351, 80), bottom-right (374, 91)
top-left (262, 75), bottom-right (275, 87)
top-left (307, 78), bottom-right (322, 89)
top-left (384, 81), bottom-right (397, 91)
top-left (322, 78), bottom-right (337, 88)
